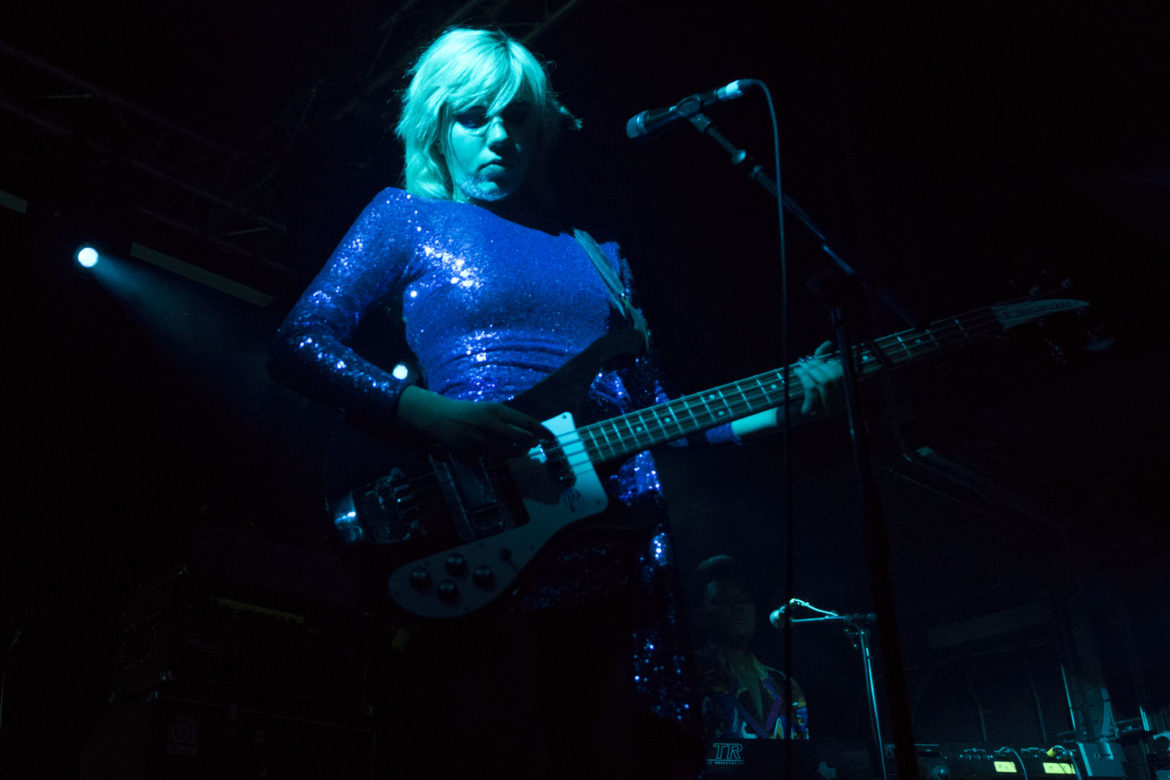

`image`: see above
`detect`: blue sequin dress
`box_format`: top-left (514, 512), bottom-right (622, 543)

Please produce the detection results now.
top-left (270, 187), bottom-right (716, 746)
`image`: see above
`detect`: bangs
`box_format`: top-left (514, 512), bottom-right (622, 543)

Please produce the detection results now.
top-left (445, 48), bottom-right (542, 116)
top-left (397, 28), bottom-right (567, 200)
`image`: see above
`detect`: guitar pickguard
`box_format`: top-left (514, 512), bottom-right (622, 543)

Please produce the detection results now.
top-left (385, 411), bottom-right (608, 618)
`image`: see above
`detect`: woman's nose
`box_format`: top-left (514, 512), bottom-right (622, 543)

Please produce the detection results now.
top-left (485, 116), bottom-right (510, 145)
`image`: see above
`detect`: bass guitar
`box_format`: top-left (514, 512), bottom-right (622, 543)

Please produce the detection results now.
top-left (327, 297), bottom-right (1087, 619)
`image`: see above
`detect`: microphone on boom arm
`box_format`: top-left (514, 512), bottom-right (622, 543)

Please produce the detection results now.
top-left (769, 598), bottom-right (799, 629)
top-left (626, 79), bottom-right (758, 141)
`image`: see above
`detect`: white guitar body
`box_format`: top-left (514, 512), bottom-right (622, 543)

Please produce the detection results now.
top-left (386, 411), bottom-right (608, 618)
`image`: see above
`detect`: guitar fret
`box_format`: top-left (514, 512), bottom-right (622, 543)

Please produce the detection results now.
top-left (753, 374), bottom-right (772, 406)
top-left (584, 425), bottom-right (602, 460)
top-left (605, 422), bottom-right (623, 458)
top-left (734, 383), bottom-right (753, 415)
top-left (653, 408), bottom-right (682, 440)
top-left (740, 373), bottom-right (776, 413)
top-left (622, 415), bottom-right (646, 449)
top-left (635, 412), bottom-right (658, 444)
top-left (700, 389), bottom-right (734, 424)
top-left (895, 335), bottom-right (911, 361)
top-left (638, 412), bottom-right (657, 444)
top-left (570, 303), bottom-right (1077, 465)
top-left (900, 333), bottom-right (925, 360)
top-left (581, 426), bottom-right (604, 461)
top-left (585, 423), bottom-right (613, 460)
top-left (679, 398), bottom-right (703, 436)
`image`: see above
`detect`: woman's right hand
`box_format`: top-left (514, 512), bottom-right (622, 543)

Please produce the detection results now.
top-left (396, 385), bottom-right (549, 457)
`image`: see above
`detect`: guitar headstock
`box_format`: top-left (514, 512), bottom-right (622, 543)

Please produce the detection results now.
top-left (1002, 275), bottom-right (1109, 364)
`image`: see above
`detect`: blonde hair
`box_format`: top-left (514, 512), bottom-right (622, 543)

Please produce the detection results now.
top-left (395, 27), bottom-right (578, 200)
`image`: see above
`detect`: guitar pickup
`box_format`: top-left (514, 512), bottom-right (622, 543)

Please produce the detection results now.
top-left (432, 454), bottom-right (528, 541)
top-left (336, 467), bottom-right (424, 546)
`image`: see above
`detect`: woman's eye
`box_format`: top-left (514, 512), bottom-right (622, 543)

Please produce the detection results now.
top-left (454, 109), bottom-right (489, 128)
top-left (454, 104), bottom-right (533, 131)
top-left (500, 106), bottom-right (531, 125)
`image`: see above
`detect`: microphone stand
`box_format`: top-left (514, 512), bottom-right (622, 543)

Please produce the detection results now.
top-left (686, 113), bottom-right (922, 328)
top-left (789, 605), bottom-right (888, 780)
top-left (687, 111), bottom-right (920, 780)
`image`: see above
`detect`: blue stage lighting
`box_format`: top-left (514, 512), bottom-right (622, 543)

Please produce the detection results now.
top-left (76, 246), bottom-right (101, 268)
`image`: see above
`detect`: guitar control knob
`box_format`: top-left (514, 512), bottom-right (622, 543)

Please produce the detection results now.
top-left (473, 565), bottom-right (495, 589)
top-left (437, 580), bottom-right (459, 603)
top-left (445, 553), bottom-right (467, 576)
top-left (409, 568), bottom-right (431, 590)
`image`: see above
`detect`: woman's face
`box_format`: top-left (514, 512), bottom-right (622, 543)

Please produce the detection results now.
top-left (702, 578), bottom-right (757, 643)
top-left (444, 100), bottom-right (539, 206)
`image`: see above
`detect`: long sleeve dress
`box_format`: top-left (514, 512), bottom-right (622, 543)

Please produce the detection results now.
top-left (270, 187), bottom-right (717, 777)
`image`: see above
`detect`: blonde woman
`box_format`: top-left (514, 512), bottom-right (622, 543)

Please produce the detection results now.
top-left (270, 27), bottom-right (838, 779)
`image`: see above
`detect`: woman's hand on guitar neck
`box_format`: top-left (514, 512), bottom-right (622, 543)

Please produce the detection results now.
top-left (793, 340), bottom-right (843, 417)
top-left (731, 341), bottom-right (843, 440)
top-left (397, 385), bottom-right (550, 457)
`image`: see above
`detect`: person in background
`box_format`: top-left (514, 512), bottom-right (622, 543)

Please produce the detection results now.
top-left (691, 554), bottom-right (810, 740)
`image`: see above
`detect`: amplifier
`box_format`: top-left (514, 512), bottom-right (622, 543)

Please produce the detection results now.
top-left (80, 692), bottom-right (375, 779)
top-left (108, 539), bottom-right (371, 719)
top-left (885, 743), bottom-right (1081, 779)
top-left (947, 746), bottom-right (1026, 778)
top-left (1018, 747), bottom-right (1080, 776)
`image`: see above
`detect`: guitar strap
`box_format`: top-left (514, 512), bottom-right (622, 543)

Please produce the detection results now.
top-left (573, 229), bottom-right (652, 352)
top-left (508, 326), bottom-right (648, 420)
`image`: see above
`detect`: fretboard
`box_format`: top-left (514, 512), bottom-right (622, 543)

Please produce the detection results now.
top-left (577, 305), bottom-right (1009, 465)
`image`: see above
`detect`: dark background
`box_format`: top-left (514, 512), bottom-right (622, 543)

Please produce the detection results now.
top-left (3, 1), bottom-right (1169, 776)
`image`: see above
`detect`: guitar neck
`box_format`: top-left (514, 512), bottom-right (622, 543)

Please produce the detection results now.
top-left (579, 305), bottom-right (1008, 464)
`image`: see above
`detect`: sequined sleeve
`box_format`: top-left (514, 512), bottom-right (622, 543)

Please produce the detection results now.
top-left (268, 189), bottom-right (415, 432)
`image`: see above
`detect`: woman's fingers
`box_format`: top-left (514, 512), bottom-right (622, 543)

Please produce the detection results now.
top-left (794, 347), bottom-right (843, 416)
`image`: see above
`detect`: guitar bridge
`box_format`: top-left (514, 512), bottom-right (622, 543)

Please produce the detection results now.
top-left (431, 454), bottom-right (528, 542)
top-left (334, 467), bottom-right (424, 546)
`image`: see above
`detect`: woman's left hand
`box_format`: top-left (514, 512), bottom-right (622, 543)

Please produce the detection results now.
top-left (793, 340), bottom-right (843, 417)
top-left (729, 340), bottom-right (845, 441)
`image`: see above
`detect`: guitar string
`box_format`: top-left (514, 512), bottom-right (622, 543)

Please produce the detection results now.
top-left (579, 307), bottom-right (1006, 461)
top-left (375, 307), bottom-right (1008, 500)
top-left (352, 307), bottom-right (1012, 511)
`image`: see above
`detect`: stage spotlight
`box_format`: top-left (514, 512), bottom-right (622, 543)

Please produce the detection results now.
top-left (76, 245), bottom-right (101, 268)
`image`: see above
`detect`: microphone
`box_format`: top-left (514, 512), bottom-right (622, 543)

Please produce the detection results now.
top-left (626, 79), bottom-right (757, 141)
top-left (769, 598), bottom-right (798, 629)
